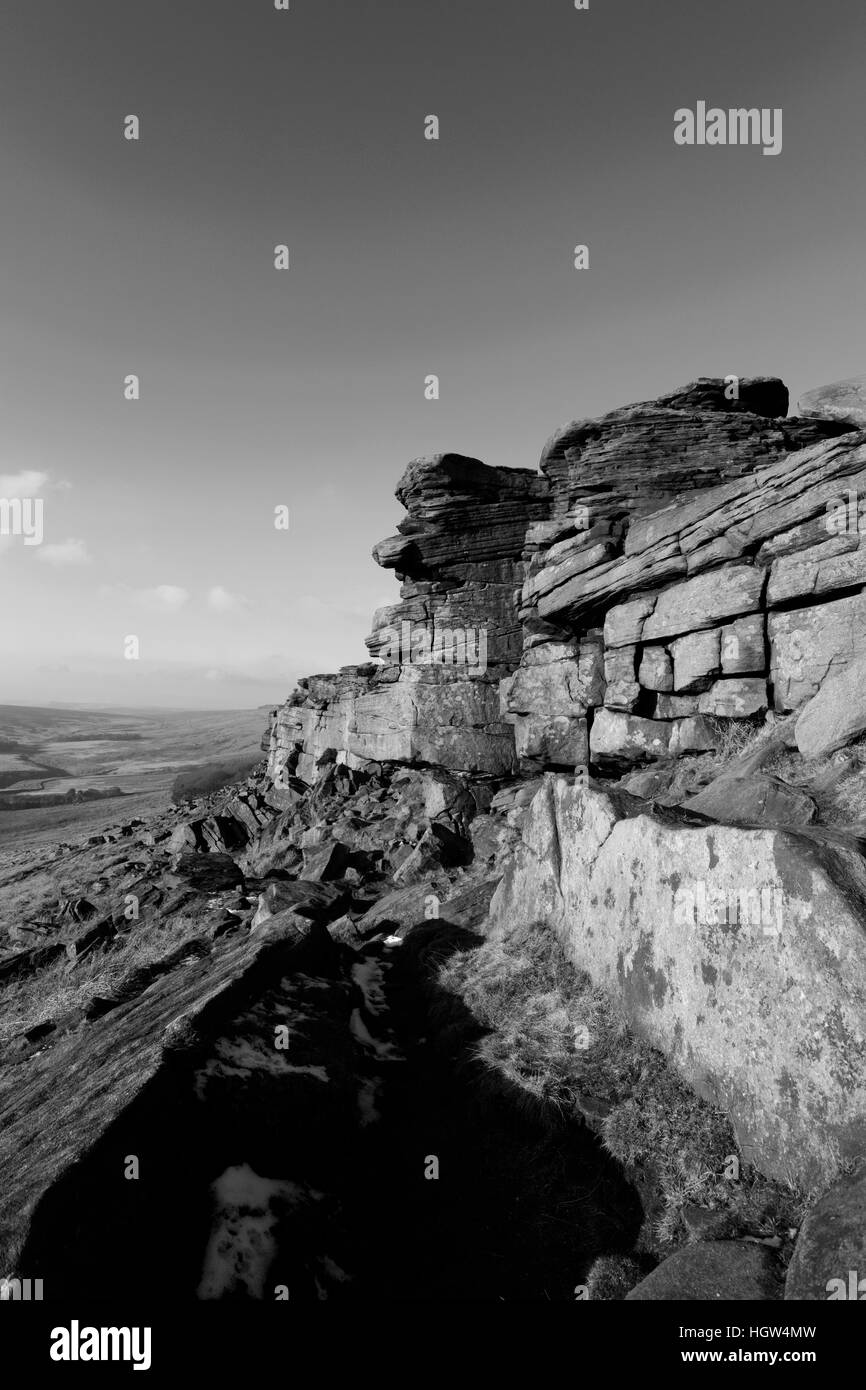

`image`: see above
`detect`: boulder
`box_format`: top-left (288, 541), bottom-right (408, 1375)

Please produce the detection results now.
top-left (250, 880), bottom-right (347, 929)
top-left (785, 1163), bottom-right (866, 1300)
top-left (795, 651), bottom-right (866, 759)
top-left (626, 1242), bottom-right (781, 1301)
top-left (590, 709), bottom-right (671, 763)
top-left (353, 882), bottom-right (447, 938)
top-left (488, 778), bottom-right (866, 1185)
top-left (300, 839), bottom-right (351, 882)
top-left (686, 775), bottom-right (816, 827)
top-left (799, 374), bottom-right (866, 428)
top-left (168, 853), bottom-right (245, 893)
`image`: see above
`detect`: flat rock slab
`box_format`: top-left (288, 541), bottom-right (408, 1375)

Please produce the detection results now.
top-left (686, 774), bottom-right (816, 827)
top-left (626, 1242), bottom-right (782, 1300)
top-left (799, 375), bottom-right (866, 429)
top-left (785, 1163), bottom-right (866, 1300)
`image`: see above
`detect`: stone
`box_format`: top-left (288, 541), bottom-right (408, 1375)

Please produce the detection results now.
top-left (269, 666), bottom-right (518, 779)
top-left (300, 839), bottom-right (351, 882)
top-left (798, 374), bottom-right (866, 428)
top-left (721, 614), bottom-right (765, 674)
top-left (784, 1162), bottom-right (866, 1300)
top-left (625, 1242), bottom-right (781, 1301)
top-left (668, 716), bottom-right (719, 755)
top-left (250, 880), bottom-right (347, 929)
top-left (686, 775), bottom-right (816, 827)
top-left (168, 853), bottom-right (245, 893)
top-left (767, 535), bottom-right (866, 606)
top-left (655, 693), bottom-right (701, 719)
top-left (391, 822), bottom-right (472, 885)
top-left (500, 638), bottom-right (598, 764)
top-left (487, 779), bottom-right (866, 1185)
top-left (589, 709), bottom-right (671, 763)
top-left (697, 678), bottom-right (767, 718)
top-left (604, 596), bottom-right (657, 649)
top-left (795, 651), bottom-right (866, 759)
top-left (372, 453), bottom-right (550, 575)
top-left (643, 566), bottom-right (766, 643)
top-left (637, 646), bottom-right (672, 692)
top-left (353, 882), bottom-right (447, 938)
top-left (603, 646), bottom-right (639, 710)
top-left (769, 593), bottom-right (866, 711)
top-left (670, 629), bottom-right (721, 692)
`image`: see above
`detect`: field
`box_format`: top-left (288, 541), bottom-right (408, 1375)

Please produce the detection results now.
top-left (0, 704), bottom-right (270, 854)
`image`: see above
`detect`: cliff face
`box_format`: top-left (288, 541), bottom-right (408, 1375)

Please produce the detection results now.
top-left (266, 378), bottom-right (857, 788)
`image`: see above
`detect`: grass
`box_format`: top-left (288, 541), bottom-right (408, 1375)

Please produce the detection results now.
top-left (437, 918), bottom-right (811, 1262)
top-left (0, 915), bottom-right (206, 1040)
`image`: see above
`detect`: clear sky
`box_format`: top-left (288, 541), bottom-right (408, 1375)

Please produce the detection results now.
top-left (1, 0), bottom-right (864, 708)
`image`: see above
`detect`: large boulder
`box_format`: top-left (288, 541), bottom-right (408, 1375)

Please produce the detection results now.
top-left (785, 1163), bottom-right (866, 1300)
top-left (795, 651), bottom-right (866, 759)
top-left (487, 777), bottom-right (866, 1186)
top-left (626, 1242), bottom-right (782, 1301)
top-left (799, 374), bottom-right (866, 429)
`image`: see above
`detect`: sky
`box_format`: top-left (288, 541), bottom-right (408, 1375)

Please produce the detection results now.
top-left (1, 0), bottom-right (865, 709)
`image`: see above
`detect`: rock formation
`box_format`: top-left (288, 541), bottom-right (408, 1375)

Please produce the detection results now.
top-left (4, 373), bottom-right (866, 1303)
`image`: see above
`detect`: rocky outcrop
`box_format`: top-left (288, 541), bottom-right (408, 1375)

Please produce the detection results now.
top-left (6, 370), bottom-right (866, 1304)
top-left (508, 383), bottom-right (860, 769)
top-left (267, 454), bottom-right (551, 784)
top-left (799, 374), bottom-right (866, 430)
top-left (487, 777), bottom-right (866, 1187)
top-left (265, 379), bottom-right (866, 783)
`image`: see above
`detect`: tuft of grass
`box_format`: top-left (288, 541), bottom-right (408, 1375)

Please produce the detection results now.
top-left (438, 919), bottom-right (809, 1255)
top-left (0, 915), bottom-right (205, 1039)
top-left (584, 1253), bottom-right (644, 1300)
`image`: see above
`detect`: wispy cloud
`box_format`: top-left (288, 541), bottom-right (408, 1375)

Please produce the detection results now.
top-left (35, 537), bottom-right (91, 567)
top-left (137, 584), bottom-right (190, 611)
top-left (207, 585), bottom-right (252, 614)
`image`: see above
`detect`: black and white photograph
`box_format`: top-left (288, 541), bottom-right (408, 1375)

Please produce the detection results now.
top-left (1, 0), bottom-right (865, 1364)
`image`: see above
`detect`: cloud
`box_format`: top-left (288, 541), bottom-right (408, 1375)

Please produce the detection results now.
top-left (207, 585), bottom-right (252, 614)
top-left (0, 470), bottom-right (49, 497)
top-left (138, 584), bottom-right (190, 611)
top-left (35, 538), bottom-right (91, 567)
